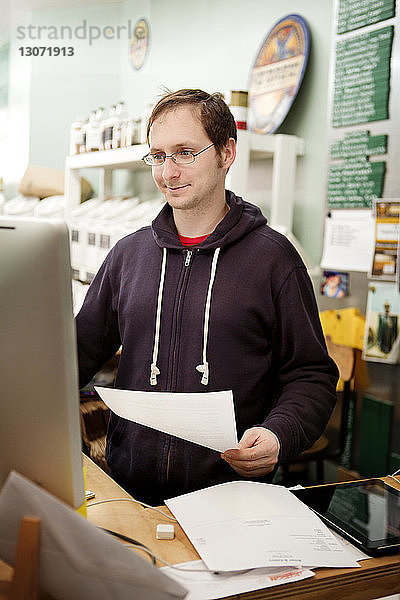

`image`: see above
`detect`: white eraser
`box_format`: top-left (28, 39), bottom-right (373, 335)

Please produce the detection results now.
top-left (156, 523), bottom-right (175, 540)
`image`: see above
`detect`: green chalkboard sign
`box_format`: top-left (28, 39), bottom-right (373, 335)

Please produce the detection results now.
top-left (337, 0), bottom-right (395, 34)
top-left (328, 160), bottom-right (386, 208)
top-left (332, 26), bottom-right (393, 128)
top-left (330, 130), bottom-right (387, 160)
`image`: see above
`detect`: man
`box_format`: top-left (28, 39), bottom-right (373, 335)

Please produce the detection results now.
top-left (76, 89), bottom-right (338, 505)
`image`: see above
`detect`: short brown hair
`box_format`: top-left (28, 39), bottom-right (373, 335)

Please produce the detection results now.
top-left (146, 89), bottom-right (237, 154)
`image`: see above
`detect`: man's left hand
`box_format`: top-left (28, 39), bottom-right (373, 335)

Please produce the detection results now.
top-left (221, 427), bottom-right (280, 478)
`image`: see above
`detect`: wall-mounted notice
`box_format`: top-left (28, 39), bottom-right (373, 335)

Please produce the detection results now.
top-left (328, 160), bottom-right (386, 209)
top-left (328, 130), bottom-right (387, 208)
top-left (370, 199), bottom-right (400, 281)
top-left (337, 0), bottom-right (396, 34)
top-left (330, 130), bottom-right (387, 160)
top-left (321, 209), bottom-right (375, 272)
top-left (332, 26), bottom-right (394, 128)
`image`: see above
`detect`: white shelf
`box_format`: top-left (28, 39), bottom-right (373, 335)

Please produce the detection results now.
top-left (226, 130), bottom-right (305, 233)
top-left (65, 144), bottom-right (153, 213)
top-left (247, 132), bottom-right (305, 159)
top-left (65, 144), bottom-right (148, 170)
top-left (65, 131), bottom-right (305, 237)
top-left (65, 134), bottom-right (304, 170)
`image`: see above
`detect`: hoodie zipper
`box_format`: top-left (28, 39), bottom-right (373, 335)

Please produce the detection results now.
top-left (184, 249), bottom-right (193, 266)
top-left (165, 248), bottom-right (193, 485)
top-left (172, 249), bottom-right (192, 383)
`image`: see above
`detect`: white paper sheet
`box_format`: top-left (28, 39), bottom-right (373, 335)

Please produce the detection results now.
top-left (161, 560), bottom-right (314, 600)
top-left (320, 209), bottom-right (375, 271)
top-left (330, 530), bottom-right (369, 562)
top-left (288, 487), bottom-right (369, 563)
top-left (165, 481), bottom-right (359, 571)
top-left (95, 387), bottom-right (238, 452)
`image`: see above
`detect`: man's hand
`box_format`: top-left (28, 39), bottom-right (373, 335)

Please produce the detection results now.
top-left (221, 427), bottom-right (280, 478)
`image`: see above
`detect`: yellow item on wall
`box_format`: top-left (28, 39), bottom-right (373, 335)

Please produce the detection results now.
top-left (319, 307), bottom-right (365, 350)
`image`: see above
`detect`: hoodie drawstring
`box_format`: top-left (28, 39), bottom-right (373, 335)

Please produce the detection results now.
top-left (150, 246), bottom-right (221, 387)
top-left (150, 247), bottom-right (167, 386)
top-left (196, 247), bottom-right (221, 385)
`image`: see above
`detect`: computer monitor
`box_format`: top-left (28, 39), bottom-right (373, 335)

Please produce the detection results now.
top-left (0, 216), bottom-right (84, 508)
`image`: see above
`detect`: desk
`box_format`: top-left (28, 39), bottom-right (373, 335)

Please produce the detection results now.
top-left (84, 458), bottom-right (400, 600)
top-left (1, 457), bottom-right (399, 600)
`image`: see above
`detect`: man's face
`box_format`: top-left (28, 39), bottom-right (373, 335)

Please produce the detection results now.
top-left (148, 105), bottom-right (231, 214)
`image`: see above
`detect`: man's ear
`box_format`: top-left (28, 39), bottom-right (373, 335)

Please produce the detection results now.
top-left (221, 137), bottom-right (236, 171)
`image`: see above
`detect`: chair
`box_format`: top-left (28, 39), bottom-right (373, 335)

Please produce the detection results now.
top-left (280, 340), bottom-right (356, 485)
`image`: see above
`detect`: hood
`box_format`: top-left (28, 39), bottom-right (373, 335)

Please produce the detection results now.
top-left (151, 190), bottom-right (267, 250)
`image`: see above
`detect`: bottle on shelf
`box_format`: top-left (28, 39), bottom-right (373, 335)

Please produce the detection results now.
top-left (79, 116), bottom-right (88, 153)
top-left (124, 118), bottom-right (141, 147)
top-left (69, 116), bottom-right (86, 156)
top-left (229, 90), bottom-right (248, 130)
top-left (85, 110), bottom-right (103, 152)
top-left (112, 101), bottom-right (128, 150)
top-left (71, 102), bottom-right (143, 153)
top-left (140, 102), bottom-right (154, 144)
top-left (103, 105), bottom-right (117, 151)
top-left (95, 107), bottom-right (105, 151)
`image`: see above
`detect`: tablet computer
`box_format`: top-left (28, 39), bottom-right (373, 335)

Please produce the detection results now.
top-left (290, 479), bottom-right (400, 556)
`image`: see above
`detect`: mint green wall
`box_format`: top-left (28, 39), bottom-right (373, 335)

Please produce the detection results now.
top-left (14, 0), bottom-right (333, 263)
top-left (28, 5), bottom-right (125, 193)
top-left (120, 0), bottom-right (334, 264)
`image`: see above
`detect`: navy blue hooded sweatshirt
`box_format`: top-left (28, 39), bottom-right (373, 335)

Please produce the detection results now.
top-left (76, 191), bottom-right (338, 505)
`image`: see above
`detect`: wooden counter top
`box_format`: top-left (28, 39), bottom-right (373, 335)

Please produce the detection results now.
top-left (1, 456), bottom-right (399, 600)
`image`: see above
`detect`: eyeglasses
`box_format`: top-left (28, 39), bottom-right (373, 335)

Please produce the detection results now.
top-left (142, 143), bottom-right (214, 166)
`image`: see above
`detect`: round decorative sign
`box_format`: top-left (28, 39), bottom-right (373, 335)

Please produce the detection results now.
top-left (129, 18), bottom-right (150, 70)
top-left (247, 14), bottom-right (310, 134)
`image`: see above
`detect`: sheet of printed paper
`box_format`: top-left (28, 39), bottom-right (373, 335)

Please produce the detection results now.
top-left (320, 209), bottom-right (375, 271)
top-left (330, 531), bottom-right (369, 562)
top-left (161, 560), bottom-right (314, 600)
top-left (94, 387), bottom-right (238, 452)
top-left (165, 481), bottom-right (359, 571)
top-left (288, 487), bottom-right (369, 563)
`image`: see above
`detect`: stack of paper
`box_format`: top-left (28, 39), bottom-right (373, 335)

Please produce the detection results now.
top-left (161, 561), bottom-right (314, 600)
top-left (165, 481), bottom-right (360, 572)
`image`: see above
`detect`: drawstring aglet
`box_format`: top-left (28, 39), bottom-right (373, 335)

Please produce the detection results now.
top-left (196, 361), bottom-right (209, 386)
top-left (150, 363), bottom-right (160, 386)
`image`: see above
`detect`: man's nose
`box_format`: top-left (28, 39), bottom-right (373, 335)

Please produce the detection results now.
top-left (162, 157), bottom-right (180, 180)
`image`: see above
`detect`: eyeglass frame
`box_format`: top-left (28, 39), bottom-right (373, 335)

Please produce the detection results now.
top-left (141, 143), bottom-right (215, 166)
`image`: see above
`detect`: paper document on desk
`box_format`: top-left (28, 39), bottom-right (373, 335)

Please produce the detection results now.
top-left (95, 387), bottom-right (238, 452)
top-left (165, 481), bottom-right (360, 572)
top-left (331, 530), bottom-right (369, 562)
top-left (161, 560), bottom-right (314, 600)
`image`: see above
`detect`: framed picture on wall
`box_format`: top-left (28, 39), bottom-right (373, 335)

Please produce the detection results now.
top-left (363, 282), bottom-right (400, 363)
top-left (247, 14), bottom-right (310, 134)
top-left (320, 270), bottom-right (349, 298)
top-left (129, 18), bottom-right (150, 70)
